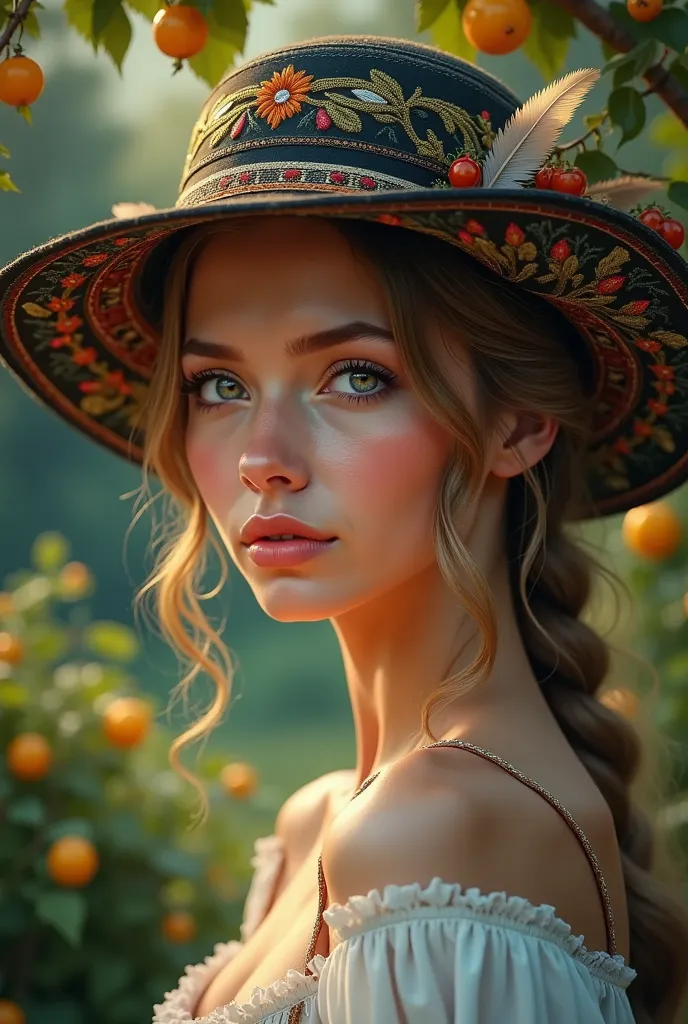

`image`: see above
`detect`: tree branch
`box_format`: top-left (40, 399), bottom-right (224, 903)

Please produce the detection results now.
top-left (549, 0), bottom-right (688, 128)
top-left (0, 0), bottom-right (36, 56)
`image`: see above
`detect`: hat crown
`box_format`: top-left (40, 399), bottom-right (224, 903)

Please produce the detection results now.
top-left (178, 36), bottom-right (522, 206)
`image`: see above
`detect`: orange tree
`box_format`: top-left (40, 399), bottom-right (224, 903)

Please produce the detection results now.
top-left (1, 0), bottom-right (688, 212)
top-left (0, 532), bottom-right (262, 1024)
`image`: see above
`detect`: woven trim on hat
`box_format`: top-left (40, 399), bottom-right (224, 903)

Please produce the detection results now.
top-left (178, 160), bottom-right (419, 206)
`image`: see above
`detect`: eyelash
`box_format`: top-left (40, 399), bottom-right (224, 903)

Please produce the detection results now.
top-left (180, 359), bottom-right (398, 413)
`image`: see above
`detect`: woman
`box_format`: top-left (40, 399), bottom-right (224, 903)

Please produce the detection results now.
top-left (1, 35), bottom-right (687, 1024)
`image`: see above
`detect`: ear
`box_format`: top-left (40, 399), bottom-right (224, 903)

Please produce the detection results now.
top-left (488, 411), bottom-right (559, 480)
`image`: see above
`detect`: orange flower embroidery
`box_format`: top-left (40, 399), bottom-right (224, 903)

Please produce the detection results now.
top-left (256, 65), bottom-right (314, 129)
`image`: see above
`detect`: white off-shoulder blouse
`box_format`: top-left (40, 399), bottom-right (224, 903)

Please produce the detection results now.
top-left (152, 741), bottom-right (638, 1024)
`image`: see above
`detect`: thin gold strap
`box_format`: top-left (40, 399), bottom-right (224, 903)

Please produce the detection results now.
top-left (286, 737), bottom-right (617, 1024)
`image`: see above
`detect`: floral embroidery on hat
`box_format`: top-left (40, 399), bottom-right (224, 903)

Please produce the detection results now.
top-left (255, 65), bottom-right (314, 129)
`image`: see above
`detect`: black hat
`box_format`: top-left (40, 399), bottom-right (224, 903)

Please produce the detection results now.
top-left (1, 35), bottom-right (687, 518)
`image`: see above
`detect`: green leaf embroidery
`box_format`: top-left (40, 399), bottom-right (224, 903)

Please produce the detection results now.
top-left (322, 101), bottom-right (363, 133)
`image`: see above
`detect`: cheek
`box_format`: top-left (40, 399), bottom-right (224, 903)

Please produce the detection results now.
top-left (331, 408), bottom-right (451, 538)
top-left (185, 427), bottom-right (238, 515)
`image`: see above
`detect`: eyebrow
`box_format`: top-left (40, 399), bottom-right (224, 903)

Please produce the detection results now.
top-left (181, 320), bottom-right (395, 362)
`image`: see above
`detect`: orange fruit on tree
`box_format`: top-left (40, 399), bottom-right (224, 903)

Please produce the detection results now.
top-left (0, 1000), bottom-right (26, 1024)
top-left (102, 696), bottom-right (152, 748)
top-left (0, 55), bottom-right (44, 107)
top-left (46, 835), bottom-right (99, 887)
top-left (462, 0), bottom-right (532, 55)
top-left (621, 501), bottom-right (682, 560)
top-left (56, 561), bottom-right (93, 600)
top-left (152, 5), bottom-right (208, 60)
top-left (6, 732), bottom-right (53, 781)
top-left (220, 760), bottom-right (258, 799)
top-left (0, 632), bottom-right (23, 664)
top-left (162, 910), bottom-right (197, 943)
top-left (599, 687), bottom-right (639, 720)
top-left (626, 0), bottom-right (663, 22)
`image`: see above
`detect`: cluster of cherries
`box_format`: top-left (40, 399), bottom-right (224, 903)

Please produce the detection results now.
top-left (446, 155), bottom-right (685, 250)
top-left (447, 155), bottom-right (587, 195)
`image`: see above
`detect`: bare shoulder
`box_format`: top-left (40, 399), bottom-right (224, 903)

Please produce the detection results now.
top-left (322, 745), bottom-right (615, 943)
top-left (275, 768), bottom-right (356, 866)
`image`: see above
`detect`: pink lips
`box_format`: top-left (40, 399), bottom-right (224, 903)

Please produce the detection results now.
top-left (239, 514), bottom-right (337, 568)
top-left (244, 537), bottom-right (337, 567)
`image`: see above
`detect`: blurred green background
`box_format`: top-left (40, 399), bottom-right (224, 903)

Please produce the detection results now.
top-left (1, 0), bottom-right (688, 920)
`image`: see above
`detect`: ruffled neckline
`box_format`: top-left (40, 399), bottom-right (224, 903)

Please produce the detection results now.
top-left (153, 833), bottom-right (636, 1024)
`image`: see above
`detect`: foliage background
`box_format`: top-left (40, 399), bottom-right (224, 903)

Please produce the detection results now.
top-left (1, 0), bottom-right (687, 1013)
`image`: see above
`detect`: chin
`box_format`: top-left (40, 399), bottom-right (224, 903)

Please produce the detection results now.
top-left (249, 577), bottom-right (371, 623)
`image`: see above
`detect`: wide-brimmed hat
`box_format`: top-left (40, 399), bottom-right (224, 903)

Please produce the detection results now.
top-left (1, 35), bottom-right (687, 519)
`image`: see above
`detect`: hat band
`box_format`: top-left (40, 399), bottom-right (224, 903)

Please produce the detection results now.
top-left (177, 159), bottom-right (423, 207)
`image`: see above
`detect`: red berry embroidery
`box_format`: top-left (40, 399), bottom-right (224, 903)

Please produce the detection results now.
top-left (329, 171), bottom-right (346, 184)
top-left (597, 275), bottom-right (626, 294)
top-left (377, 214), bottom-right (402, 226)
top-left (648, 399), bottom-right (668, 416)
top-left (505, 222), bottom-right (525, 247)
top-left (620, 299), bottom-right (650, 315)
top-left (283, 168), bottom-right (302, 181)
top-left (481, 110), bottom-right (491, 120)
top-left (218, 176), bottom-right (231, 189)
top-left (636, 338), bottom-right (661, 352)
top-left (230, 112), bottom-right (247, 139)
top-left (448, 156), bottom-right (481, 188)
top-left (550, 240), bottom-right (572, 262)
top-left (458, 230), bottom-right (475, 245)
top-left (239, 171), bottom-right (252, 184)
top-left (360, 176), bottom-right (376, 190)
top-left (465, 218), bottom-right (485, 235)
top-left (315, 108), bottom-right (332, 130)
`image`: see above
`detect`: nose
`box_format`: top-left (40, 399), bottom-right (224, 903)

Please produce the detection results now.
top-left (238, 409), bottom-right (310, 494)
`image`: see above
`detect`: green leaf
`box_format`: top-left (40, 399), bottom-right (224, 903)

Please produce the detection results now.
top-left (7, 795), bottom-right (45, 827)
top-left (211, 0), bottom-right (246, 35)
top-left (522, 0), bottom-right (576, 81)
top-left (62, 0), bottom-right (96, 45)
top-left (668, 181), bottom-right (688, 211)
top-left (609, 1), bottom-right (688, 51)
top-left (669, 54), bottom-right (688, 91)
top-left (429, 0), bottom-right (474, 62)
top-left (100, 2), bottom-right (132, 71)
top-left (84, 620), bottom-right (139, 661)
top-left (0, 141), bottom-right (9, 158)
top-left (603, 38), bottom-right (664, 87)
top-left (122, 0), bottom-right (158, 18)
top-left (35, 890), bottom-right (87, 946)
top-left (92, 0), bottom-right (122, 40)
top-left (608, 86), bottom-right (646, 146)
top-left (17, 105), bottom-right (31, 124)
top-left (415, 0), bottom-right (452, 33)
top-left (574, 149), bottom-right (619, 184)
top-left (187, 6), bottom-right (244, 87)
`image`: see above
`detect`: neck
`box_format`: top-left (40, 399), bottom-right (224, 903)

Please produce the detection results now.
top-left (331, 495), bottom-right (552, 792)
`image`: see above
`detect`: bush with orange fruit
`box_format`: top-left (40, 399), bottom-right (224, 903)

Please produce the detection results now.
top-left (0, 533), bottom-right (254, 1022)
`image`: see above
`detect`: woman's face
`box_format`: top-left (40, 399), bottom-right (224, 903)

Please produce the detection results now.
top-left (181, 217), bottom-right (463, 622)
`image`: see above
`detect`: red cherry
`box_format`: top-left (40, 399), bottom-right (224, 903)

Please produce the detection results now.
top-left (448, 156), bottom-right (482, 188)
top-left (550, 167), bottom-right (587, 196)
top-left (638, 207), bottom-right (664, 232)
top-left (659, 218), bottom-right (685, 250)
top-left (534, 166), bottom-right (554, 189)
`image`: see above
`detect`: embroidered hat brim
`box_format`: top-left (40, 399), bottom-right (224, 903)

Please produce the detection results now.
top-left (1, 36), bottom-right (687, 521)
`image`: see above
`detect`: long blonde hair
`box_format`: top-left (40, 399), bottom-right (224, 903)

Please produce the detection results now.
top-left (133, 217), bottom-right (688, 1023)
